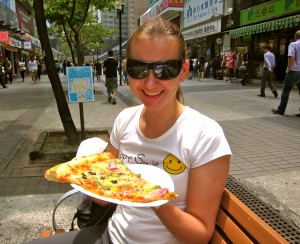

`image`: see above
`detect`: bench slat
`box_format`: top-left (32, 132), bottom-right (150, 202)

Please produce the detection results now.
top-left (40, 230), bottom-right (52, 238)
top-left (209, 229), bottom-right (228, 244)
top-left (215, 208), bottom-right (254, 243)
top-left (221, 188), bottom-right (288, 244)
top-left (41, 229), bottom-right (65, 238)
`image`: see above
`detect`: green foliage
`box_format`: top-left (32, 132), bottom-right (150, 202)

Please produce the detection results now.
top-left (43, 0), bottom-right (116, 64)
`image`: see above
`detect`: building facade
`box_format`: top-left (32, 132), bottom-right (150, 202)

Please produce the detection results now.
top-left (137, 0), bottom-right (300, 82)
top-left (99, 0), bottom-right (148, 61)
top-left (0, 0), bottom-right (60, 79)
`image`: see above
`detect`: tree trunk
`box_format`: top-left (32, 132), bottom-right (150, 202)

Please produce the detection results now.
top-left (33, 0), bottom-right (80, 145)
top-left (74, 32), bottom-right (84, 65)
top-left (61, 20), bottom-right (76, 65)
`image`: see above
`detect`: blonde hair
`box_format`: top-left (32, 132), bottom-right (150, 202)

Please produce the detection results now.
top-left (126, 17), bottom-right (186, 103)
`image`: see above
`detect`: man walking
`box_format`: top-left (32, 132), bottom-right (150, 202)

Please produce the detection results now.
top-left (103, 50), bottom-right (118, 105)
top-left (258, 46), bottom-right (278, 98)
top-left (3, 57), bottom-right (13, 84)
top-left (272, 30), bottom-right (300, 116)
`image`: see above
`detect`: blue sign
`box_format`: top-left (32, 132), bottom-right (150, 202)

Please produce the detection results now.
top-left (67, 66), bottom-right (94, 103)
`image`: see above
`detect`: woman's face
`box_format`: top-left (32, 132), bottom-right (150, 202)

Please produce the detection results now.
top-left (127, 36), bottom-right (188, 110)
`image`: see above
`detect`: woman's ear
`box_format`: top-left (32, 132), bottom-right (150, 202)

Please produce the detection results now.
top-left (179, 59), bottom-right (190, 82)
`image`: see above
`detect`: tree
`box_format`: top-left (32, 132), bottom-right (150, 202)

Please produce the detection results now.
top-left (32, 0), bottom-right (115, 145)
top-left (45, 0), bottom-right (115, 65)
top-left (33, 0), bottom-right (80, 145)
top-left (48, 10), bottom-right (115, 65)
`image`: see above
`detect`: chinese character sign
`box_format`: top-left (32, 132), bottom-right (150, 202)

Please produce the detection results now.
top-left (240, 0), bottom-right (300, 26)
top-left (67, 66), bottom-right (94, 103)
top-left (184, 0), bottom-right (224, 28)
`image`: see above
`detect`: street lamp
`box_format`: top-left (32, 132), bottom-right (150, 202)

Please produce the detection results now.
top-left (115, 0), bottom-right (125, 86)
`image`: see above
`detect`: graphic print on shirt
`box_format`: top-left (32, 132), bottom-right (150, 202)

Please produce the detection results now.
top-left (163, 154), bottom-right (186, 175)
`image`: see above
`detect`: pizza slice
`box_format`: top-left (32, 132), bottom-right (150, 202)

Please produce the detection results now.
top-left (45, 152), bottom-right (178, 203)
top-left (45, 152), bottom-right (115, 184)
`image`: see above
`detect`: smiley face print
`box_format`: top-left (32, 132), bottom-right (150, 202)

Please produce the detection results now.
top-left (163, 154), bottom-right (186, 174)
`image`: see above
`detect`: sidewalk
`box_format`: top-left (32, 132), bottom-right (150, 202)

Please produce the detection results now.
top-left (0, 74), bottom-right (299, 243)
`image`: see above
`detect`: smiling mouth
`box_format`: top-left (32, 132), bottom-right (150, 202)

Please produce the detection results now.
top-left (143, 90), bottom-right (163, 96)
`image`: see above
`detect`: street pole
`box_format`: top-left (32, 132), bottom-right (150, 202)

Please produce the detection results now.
top-left (118, 9), bottom-right (122, 86)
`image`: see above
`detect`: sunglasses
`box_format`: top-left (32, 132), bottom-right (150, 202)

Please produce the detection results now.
top-left (126, 59), bottom-right (183, 80)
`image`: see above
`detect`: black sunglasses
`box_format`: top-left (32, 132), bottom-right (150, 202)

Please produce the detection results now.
top-left (126, 59), bottom-right (183, 80)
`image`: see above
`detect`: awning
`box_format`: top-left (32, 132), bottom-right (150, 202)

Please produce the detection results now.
top-left (229, 15), bottom-right (300, 37)
top-left (0, 43), bottom-right (18, 52)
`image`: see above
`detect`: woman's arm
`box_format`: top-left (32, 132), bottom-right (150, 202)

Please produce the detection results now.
top-left (154, 155), bottom-right (230, 244)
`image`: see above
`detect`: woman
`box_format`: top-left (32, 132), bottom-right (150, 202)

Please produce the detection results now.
top-left (197, 57), bottom-right (205, 81)
top-left (19, 58), bottom-right (26, 82)
top-left (28, 17), bottom-right (231, 244)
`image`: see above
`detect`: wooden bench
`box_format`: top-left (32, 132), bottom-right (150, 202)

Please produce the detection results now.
top-left (41, 188), bottom-right (288, 243)
top-left (210, 188), bottom-right (288, 244)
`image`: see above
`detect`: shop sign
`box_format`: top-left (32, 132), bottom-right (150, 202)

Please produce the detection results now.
top-left (10, 37), bottom-right (22, 48)
top-left (23, 41), bottom-right (32, 49)
top-left (182, 20), bottom-right (221, 40)
top-left (0, 31), bottom-right (9, 41)
top-left (32, 36), bottom-right (41, 47)
top-left (183, 0), bottom-right (224, 28)
top-left (241, 0), bottom-right (300, 26)
top-left (221, 13), bottom-right (240, 31)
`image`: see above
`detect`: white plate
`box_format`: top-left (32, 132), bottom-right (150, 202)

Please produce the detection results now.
top-left (71, 164), bottom-right (174, 207)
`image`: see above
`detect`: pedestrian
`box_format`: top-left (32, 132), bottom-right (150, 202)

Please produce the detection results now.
top-left (197, 57), bottom-right (205, 81)
top-left (0, 63), bottom-right (7, 88)
top-left (55, 61), bottom-right (60, 74)
top-left (27, 16), bottom-right (231, 244)
top-left (257, 46), bottom-right (278, 98)
top-left (239, 60), bottom-right (248, 86)
top-left (63, 60), bottom-right (67, 76)
top-left (3, 57), bottom-right (13, 84)
top-left (94, 61), bottom-right (102, 81)
top-left (272, 30), bottom-right (300, 116)
top-left (19, 58), bottom-right (26, 82)
top-left (212, 57), bottom-right (220, 79)
top-left (103, 50), bottom-right (118, 105)
top-left (221, 55), bottom-right (229, 81)
top-left (235, 52), bottom-right (243, 81)
top-left (227, 50), bottom-right (236, 82)
top-left (28, 56), bottom-right (38, 84)
top-left (36, 57), bottom-right (42, 80)
top-left (192, 57), bottom-right (198, 78)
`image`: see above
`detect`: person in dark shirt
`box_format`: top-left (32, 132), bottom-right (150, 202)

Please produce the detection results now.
top-left (94, 61), bottom-right (102, 81)
top-left (3, 57), bottom-right (13, 84)
top-left (103, 50), bottom-right (118, 105)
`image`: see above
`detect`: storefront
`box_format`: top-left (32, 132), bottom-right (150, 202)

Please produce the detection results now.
top-left (227, 0), bottom-right (300, 81)
top-left (181, 0), bottom-right (224, 62)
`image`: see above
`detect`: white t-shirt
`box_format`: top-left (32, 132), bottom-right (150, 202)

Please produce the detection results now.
top-left (108, 105), bottom-right (231, 244)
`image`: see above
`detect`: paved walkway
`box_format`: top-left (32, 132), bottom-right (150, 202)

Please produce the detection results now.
top-left (0, 74), bottom-right (299, 243)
